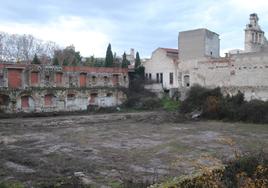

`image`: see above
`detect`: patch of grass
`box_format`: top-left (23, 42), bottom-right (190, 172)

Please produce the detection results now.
top-left (109, 180), bottom-right (122, 188)
top-left (161, 97), bottom-right (180, 111)
top-left (167, 141), bottom-right (189, 153)
top-left (0, 182), bottom-right (25, 188)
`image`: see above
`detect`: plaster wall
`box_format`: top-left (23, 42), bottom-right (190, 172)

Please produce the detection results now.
top-left (144, 48), bottom-right (179, 89)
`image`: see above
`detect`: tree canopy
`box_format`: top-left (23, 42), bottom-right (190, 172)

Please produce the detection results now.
top-left (121, 52), bottom-right (130, 68)
top-left (53, 45), bottom-right (82, 66)
top-left (32, 54), bottom-right (41, 64)
top-left (135, 52), bottom-right (141, 69)
top-left (0, 32), bottom-right (58, 62)
top-left (105, 43), bottom-right (114, 67)
top-left (52, 57), bottom-right (59, 65)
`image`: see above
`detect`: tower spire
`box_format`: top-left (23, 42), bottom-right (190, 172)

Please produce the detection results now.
top-left (244, 13), bottom-right (265, 52)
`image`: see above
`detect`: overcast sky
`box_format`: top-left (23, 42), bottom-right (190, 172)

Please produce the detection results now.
top-left (1, 0), bottom-right (268, 58)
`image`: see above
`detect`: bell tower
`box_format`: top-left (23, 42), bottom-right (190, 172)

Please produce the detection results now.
top-left (244, 13), bottom-right (265, 52)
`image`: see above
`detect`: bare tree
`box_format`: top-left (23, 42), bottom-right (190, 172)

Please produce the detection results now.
top-left (0, 31), bottom-right (59, 63)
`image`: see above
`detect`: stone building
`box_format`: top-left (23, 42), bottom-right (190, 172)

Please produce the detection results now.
top-left (143, 48), bottom-right (179, 97)
top-left (144, 13), bottom-right (268, 101)
top-left (244, 13), bottom-right (268, 52)
top-left (0, 63), bottom-right (129, 113)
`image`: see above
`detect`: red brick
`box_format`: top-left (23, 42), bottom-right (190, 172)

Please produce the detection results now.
top-left (31, 72), bottom-right (39, 86)
top-left (79, 73), bottom-right (87, 87)
top-left (63, 66), bottom-right (128, 73)
top-left (8, 69), bottom-right (22, 88)
top-left (44, 94), bottom-right (53, 106)
top-left (55, 73), bottom-right (63, 85)
top-left (21, 96), bottom-right (29, 108)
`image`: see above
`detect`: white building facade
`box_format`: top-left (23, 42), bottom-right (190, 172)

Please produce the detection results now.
top-left (144, 13), bottom-right (268, 101)
top-left (143, 48), bottom-right (179, 97)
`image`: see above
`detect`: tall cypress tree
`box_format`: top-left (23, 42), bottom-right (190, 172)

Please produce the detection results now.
top-left (52, 57), bottom-right (59, 66)
top-left (32, 54), bottom-right (40, 64)
top-left (122, 52), bottom-right (130, 68)
top-left (135, 52), bottom-right (141, 68)
top-left (105, 43), bottom-right (114, 67)
top-left (63, 59), bottom-right (69, 66)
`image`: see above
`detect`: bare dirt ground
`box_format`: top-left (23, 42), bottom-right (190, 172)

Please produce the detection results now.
top-left (0, 111), bottom-right (267, 187)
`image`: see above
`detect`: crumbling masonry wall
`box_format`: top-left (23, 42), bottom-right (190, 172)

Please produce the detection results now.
top-left (178, 53), bottom-right (268, 101)
top-left (0, 64), bottom-right (129, 113)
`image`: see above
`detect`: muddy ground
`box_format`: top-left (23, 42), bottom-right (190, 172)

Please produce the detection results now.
top-left (0, 111), bottom-right (267, 187)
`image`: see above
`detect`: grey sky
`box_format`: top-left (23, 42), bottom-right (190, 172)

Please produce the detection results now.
top-left (0, 0), bottom-right (268, 57)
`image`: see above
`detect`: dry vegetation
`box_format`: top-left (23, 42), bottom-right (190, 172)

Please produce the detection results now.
top-left (0, 111), bottom-right (267, 187)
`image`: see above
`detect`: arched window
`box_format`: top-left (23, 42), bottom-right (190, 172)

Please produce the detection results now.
top-left (0, 94), bottom-right (10, 106)
top-left (79, 73), bottom-right (87, 87)
top-left (184, 75), bottom-right (190, 87)
top-left (107, 93), bottom-right (113, 97)
top-left (44, 94), bottom-right (55, 106)
top-left (92, 76), bottom-right (97, 84)
top-left (89, 93), bottom-right (98, 104)
top-left (30, 72), bottom-right (39, 86)
top-left (21, 95), bottom-right (35, 109)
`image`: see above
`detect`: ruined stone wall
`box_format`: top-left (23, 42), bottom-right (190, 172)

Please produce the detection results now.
top-left (179, 52), bottom-right (268, 101)
top-left (0, 64), bottom-right (129, 113)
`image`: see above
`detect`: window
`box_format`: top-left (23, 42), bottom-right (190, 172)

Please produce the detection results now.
top-left (45, 75), bottom-right (50, 85)
top-left (184, 75), bottom-right (190, 87)
top-left (21, 96), bottom-right (29, 108)
top-left (104, 76), bottom-right (108, 82)
top-left (67, 93), bottom-right (75, 100)
top-left (79, 73), bottom-right (87, 87)
top-left (156, 73), bottom-right (159, 83)
top-left (44, 94), bottom-right (54, 106)
top-left (145, 73), bottom-right (148, 79)
top-left (112, 74), bottom-right (119, 86)
top-left (149, 73), bottom-right (152, 80)
top-left (8, 69), bottom-right (22, 88)
top-left (160, 73), bottom-right (163, 83)
top-left (92, 76), bottom-right (96, 82)
top-left (55, 73), bottom-right (63, 86)
top-left (89, 93), bottom-right (98, 103)
top-left (103, 76), bottom-right (109, 86)
top-left (169, 73), bottom-right (173, 85)
top-left (0, 94), bottom-right (9, 106)
top-left (31, 72), bottom-right (39, 86)
top-left (107, 93), bottom-right (113, 97)
top-left (69, 76), bottom-right (75, 87)
top-left (255, 32), bottom-right (258, 43)
top-left (0, 75), bottom-right (4, 87)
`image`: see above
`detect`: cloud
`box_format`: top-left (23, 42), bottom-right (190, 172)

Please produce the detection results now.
top-left (228, 0), bottom-right (268, 12)
top-left (0, 16), bottom-right (116, 57)
top-left (1, 0), bottom-right (268, 58)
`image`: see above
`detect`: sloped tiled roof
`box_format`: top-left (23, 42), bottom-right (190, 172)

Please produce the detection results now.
top-left (160, 48), bottom-right (179, 54)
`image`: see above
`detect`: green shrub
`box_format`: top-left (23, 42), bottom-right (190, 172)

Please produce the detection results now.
top-left (222, 152), bottom-right (268, 188)
top-left (180, 85), bottom-right (222, 113)
top-left (141, 97), bottom-right (162, 110)
top-left (161, 97), bottom-right (180, 111)
top-left (181, 85), bottom-right (268, 123)
top-left (239, 100), bottom-right (268, 123)
top-left (152, 152), bottom-right (268, 188)
top-left (0, 182), bottom-right (25, 188)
